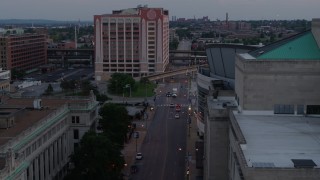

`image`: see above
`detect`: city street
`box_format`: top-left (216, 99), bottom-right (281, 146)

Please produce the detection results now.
top-left (130, 75), bottom-right (191, 180)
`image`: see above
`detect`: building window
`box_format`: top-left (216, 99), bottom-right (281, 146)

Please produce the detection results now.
top-left (297, 105), bottom-right (304, 115)
top-left (73, 129), bottom-right (79, 139)
top-left (72, 116), bottom-right (80, 123)
top-left (306, 105), bottom-right (320, 115)
top-left (274, 104), bottom-right (294, 114)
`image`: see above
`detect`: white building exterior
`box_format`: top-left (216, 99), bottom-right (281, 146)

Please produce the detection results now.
top-left (0, 94), bottom-right (99, 180)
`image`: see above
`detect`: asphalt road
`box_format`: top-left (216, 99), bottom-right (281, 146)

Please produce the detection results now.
top-left (174, 40), bottom-right (192, 66)
top-left (131, 75), bottom-right (190, 180)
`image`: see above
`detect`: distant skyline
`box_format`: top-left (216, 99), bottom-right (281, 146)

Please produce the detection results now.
top-left (0, 0), bottom-right (319, 21)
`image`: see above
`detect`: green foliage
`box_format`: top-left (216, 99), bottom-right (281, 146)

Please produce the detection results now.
top-left (44, 84), bottom-right (53, 95)
top-left (175, 28), bottom-right (193, 40)
top-left (169, 38), bottom-right (179, 50)
top-left (60, 79), bottom-right (76, 91)
top-left (11, 68), bottom-right (25, 80)
top-left (96, 94), bottom-right (111, 103)
top-left (65, 131), bottom-right (124, 180)
top-left (79, 80), bottom-right (97, 96)
top-left (48, 26), bottom-right (94, 42)
top-left (99, 103), bottom-right (130, 146)
top-left (131, 82), bottom-right (156, 97)
top-left (108, 73), bottom-right (135, 94)
top-left (140, 77), bottom-right (150, 84)
top-left (201, 31), bottom-right (216, 38)
top-left (270, 34), bottom-right (276, 43)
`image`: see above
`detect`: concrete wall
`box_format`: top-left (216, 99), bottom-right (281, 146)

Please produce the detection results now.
top-left (235, 55), bottom-right (320, 110)
top-left (205, 104), bottom-right (230, 180)
top-left (243, 168), bottom-right (320, 180)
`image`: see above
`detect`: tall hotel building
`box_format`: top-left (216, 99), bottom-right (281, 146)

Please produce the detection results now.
top-left (0, 33), bottom-right (47, 72)
top-left (94, 7), bottom-right (169, 81)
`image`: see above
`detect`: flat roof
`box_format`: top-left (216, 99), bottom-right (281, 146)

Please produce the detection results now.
top-left (234, 113), bottom-right (320, 168)
top-left (0, 97), bottom-right (90, 147)
top-left (208, 96), bottom-right (237, 110)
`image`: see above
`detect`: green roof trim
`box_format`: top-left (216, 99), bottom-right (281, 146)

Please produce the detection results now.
top-left (6, 162), bottom-right (29, 180)
top-left (13, 109), bottom-right (69, 151)
top-left (257, 32), bottom-right (320, 60)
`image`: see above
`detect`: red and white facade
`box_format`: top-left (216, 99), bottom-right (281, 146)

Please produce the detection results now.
top-left (94, 7), bottom-right (169, 80)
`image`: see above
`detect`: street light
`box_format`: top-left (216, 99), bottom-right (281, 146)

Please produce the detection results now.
top-left (124, 84), bottom-right (131, 98)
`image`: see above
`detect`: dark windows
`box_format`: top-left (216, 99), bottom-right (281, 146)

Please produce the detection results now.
top-left (274, 104), bottom-right (294, 114)
top-left (73, 129), bottom-right (79, 139)
top-left (72, 116), bottom-right (80, 123)
top-left (306, 105), bottom-right (320, 115)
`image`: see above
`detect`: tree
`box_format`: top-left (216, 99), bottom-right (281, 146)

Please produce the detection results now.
top-left (169, 38), bottom-right (179, 50)
top-left (140, 77), bottom-right (150, 84)
top-left (99, 103), bottom-right (131, 146)
top-left (60, 79), bottom-right (76, 92)
top-left (45, 84), bottom-right (53, 95)
top-left (108, 73), bottom-right (135, 94)
top-left (80, 80), bottom-right (97, 96)
top-left (11, 68), bottom-right (25, 80)
top-left (65, 131), bottom-right (124, 180)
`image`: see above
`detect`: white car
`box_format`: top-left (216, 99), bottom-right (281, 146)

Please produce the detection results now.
top-left (172, 93), bottom-right (177, 97)
top-left (175, 114), bottom-right (180, 119)
top-left (136, 152), bottom-right (143, 160)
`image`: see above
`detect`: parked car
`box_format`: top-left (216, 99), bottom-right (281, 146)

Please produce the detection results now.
top-left (166, 92), bottom-right (172, 97)
top-left (172, 93), bottom-right (177, 98)
top-left (169, 103), bottom-right (175, 108)
top-left (136, 152), bottom-right (143, 160)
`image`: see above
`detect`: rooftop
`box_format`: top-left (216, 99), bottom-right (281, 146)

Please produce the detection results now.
top-left (248, 31), bottom-right (320, 60)
top-left (247, 18), bottom-right (320, 60)
top-left (233, 112), bottom-right (320, 168)
top-left (0, 96), bottom-right (92, 147)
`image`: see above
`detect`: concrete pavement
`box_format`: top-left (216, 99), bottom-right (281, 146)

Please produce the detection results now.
top-left (186, 112), bottom-right (203, 180)
top-left (186, 79), bottom-right (203, 180)
top-left (122, 108), bottom-right (155, 179)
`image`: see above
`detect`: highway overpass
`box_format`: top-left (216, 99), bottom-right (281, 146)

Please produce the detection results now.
top-left (146, 65), bottom-right (207, 81)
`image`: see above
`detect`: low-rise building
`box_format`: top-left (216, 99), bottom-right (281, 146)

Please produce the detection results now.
top-left (0, 93), bottom-right (99, 179)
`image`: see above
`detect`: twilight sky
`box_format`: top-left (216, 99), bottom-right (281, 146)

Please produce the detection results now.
top-left (0, 0), bottom-right (319, 21)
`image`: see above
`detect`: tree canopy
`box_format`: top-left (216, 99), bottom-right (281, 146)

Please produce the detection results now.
top-left (99, 103), bottom-right (131, 146)
top-left (108, 73), bottom-right (135, 95)
top-left (65, 131), bottom-right (124, 180)
top-left (44, 84), bottom-right (53, 95)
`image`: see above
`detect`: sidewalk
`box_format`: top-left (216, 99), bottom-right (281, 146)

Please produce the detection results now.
top-left (186, 112), bottom-right (203, 180)
top-left (122, 108), bottom-right (155, 179)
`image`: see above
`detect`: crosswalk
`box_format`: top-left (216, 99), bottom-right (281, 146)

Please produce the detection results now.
top-left (155, 104), bottom-right (190, 107)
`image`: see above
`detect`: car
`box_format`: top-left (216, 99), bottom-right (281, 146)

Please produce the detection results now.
top-left (175, 114), bottom-right (180, 119)
top-left (169, 103), bottom-right (175, 108)
top-left (166, 92), bottom-right (172, 97)
top-left (172, 93), bottom-right (177, 98)
top-left (136, 152), bottom-right (143, 160)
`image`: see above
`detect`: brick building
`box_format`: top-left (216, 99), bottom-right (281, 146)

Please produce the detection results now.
top-left (0, 34), bottom-right (47, 72)
top-left (94, 6), bottom-right (169, 80)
